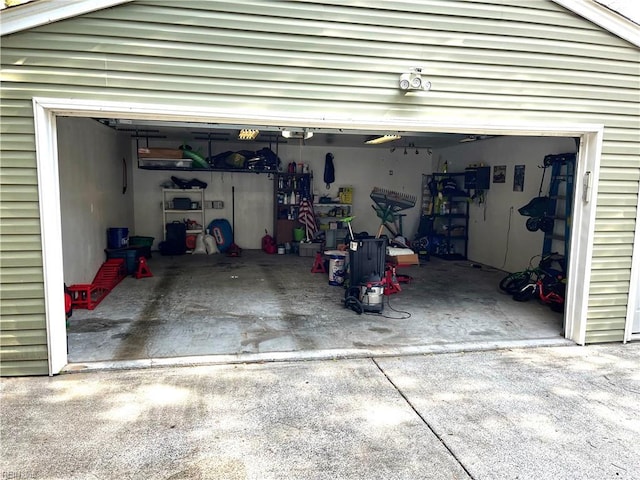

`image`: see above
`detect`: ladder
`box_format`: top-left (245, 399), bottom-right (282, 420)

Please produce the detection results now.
top-left (542, 153), bottom-right (576, 262)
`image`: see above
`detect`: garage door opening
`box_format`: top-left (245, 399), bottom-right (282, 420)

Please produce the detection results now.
top-left (33, 98), bottom-right (601, 374)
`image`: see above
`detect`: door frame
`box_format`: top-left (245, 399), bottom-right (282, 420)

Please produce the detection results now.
top-left (33, 97), bottom-right (604, 374)
top-left (624, 180), bottom-right (640, 342)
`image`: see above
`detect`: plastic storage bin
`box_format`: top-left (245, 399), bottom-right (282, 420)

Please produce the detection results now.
top-left (105, 247), bottom-right (141, 275)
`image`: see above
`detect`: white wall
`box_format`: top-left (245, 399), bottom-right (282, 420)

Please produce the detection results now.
top-left (58, 118), bottom-right (133, 284)
top-left (132, 139), bottom-right (431, 249)
top-left (434, 136), bottom-right (577, 272)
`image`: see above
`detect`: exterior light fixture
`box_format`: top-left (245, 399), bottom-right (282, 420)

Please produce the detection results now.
top-left (282, 129), bottom-right (313, 140)
top-left (238, 129), bottom-right (259, 140)
top-left (399, 67), bottom-right (431, 91)
top-left (364, 134), bottom-right (402, 145)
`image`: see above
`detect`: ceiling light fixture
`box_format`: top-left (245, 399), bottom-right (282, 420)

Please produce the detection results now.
top-left (238, 129), bottom-right (259, 140)
top-left (282, 129), bottom-right (313, 140)
top-left (399, 67), bottom-right (432, 91)
top-left (365, 134), bottom-right (402, 145)
top-left (460, 135), bottom-right (492, 143)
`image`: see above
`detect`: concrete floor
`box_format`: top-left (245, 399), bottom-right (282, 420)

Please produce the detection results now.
top-left (67, 250), bottom-right (570, 369)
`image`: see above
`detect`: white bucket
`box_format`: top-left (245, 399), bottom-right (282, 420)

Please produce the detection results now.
top-left (326, 250), bottom-right (347, 286)
top-left (277, 245), bottom-right (285, 254)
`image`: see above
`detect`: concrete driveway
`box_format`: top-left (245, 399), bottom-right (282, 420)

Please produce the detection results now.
top-left (2, 343), bottom-right (639, 479)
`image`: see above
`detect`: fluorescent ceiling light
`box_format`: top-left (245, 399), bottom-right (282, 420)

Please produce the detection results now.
top-left (460, 135), bottom-right (493, 143)
top-left (238, 129), bottom-right (259, 140)
top-left (282, 129), bottom-right (313, 139)
top-left (364, 134), bottom-right (402, 145)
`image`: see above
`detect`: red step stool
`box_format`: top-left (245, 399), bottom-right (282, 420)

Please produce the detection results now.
top-left (135, 256), bottom-right (153, 279)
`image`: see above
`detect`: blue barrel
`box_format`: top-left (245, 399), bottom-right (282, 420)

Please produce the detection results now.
top-left (107, 227), bottom-right (129, 249)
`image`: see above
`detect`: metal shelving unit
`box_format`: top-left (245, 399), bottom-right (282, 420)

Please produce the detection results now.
top-left (162, 188), bottom-right (205, 240)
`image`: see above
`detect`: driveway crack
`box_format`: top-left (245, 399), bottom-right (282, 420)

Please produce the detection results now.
top-left (371, 357), bottom-right (475, 480)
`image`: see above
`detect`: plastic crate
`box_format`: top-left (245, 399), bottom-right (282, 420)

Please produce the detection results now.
top-left (129, 236), bottom-right (154, 247)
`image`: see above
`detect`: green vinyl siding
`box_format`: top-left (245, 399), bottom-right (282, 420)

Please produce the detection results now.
top-left (1, 0), bottom-right (639, 374)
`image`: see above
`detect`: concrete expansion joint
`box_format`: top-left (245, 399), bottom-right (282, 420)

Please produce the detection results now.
top-left (370, 357), bottom-right (476, 480)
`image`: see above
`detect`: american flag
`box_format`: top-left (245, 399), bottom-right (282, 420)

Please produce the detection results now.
top-left (297, 197), bottom-right (317, 241)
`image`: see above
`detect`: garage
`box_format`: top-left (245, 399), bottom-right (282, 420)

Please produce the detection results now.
top-left (51, 113), bottom-right (579, 368)
top-left (1, 1), bottom-right (638, 376)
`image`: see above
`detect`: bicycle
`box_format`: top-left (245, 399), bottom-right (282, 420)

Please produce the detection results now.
top-left (512, 271), bottom-right (566, 312)
top-left (498, 252), bottom-right (565, 295)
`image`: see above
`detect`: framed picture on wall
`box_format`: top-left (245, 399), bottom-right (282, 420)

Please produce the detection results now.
top-left (513, 165), bottom-right (525, 192)
top-left (493, 165), bottom-right (506, 183)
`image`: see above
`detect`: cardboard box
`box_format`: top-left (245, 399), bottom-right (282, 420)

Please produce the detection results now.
top-left (138, 148), bottom-right (184, 159)
top-left (386, 253), bottom-right (420, 266)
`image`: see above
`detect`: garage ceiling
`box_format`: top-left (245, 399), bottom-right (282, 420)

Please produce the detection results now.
top-left (97, 118), bottom-right (493, 150)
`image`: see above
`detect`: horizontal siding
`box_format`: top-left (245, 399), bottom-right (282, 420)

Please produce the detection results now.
top-left (0, 235), bottom-right (44, 251)
top-left (0, 266), bottom-right (44, 283)
top-left (0, 184), bottom-right (39, 202)
top-left (590, 269), bottom-right (631, 283)
top-left (0, 283), bottom-right (44, 300)
top-left (0, 360), bottom-right (48, 376)
top-left (0, 202), bottom-right (41, 218)
top-left (0, 167), bottom-right (38, 185)
top-left (0, 329), bottom-right (47, 347)
top-left (0, 314), bottom-right (46, 330)
top-left (585, 330), bottom-right (625, 344)
top-left (0, 344), bottom-right (48, 361)
top-left (0, 0), bottom-right (638, 377)
top-left (1, 298), bottom-right (45, 315)
top-left (0, 251), bottom-right (43, 268)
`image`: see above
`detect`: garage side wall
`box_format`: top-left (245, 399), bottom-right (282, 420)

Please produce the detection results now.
top-left (58, 118), bottom-right (134, 285)
top-left (1, 0), bottom-right (638, 374)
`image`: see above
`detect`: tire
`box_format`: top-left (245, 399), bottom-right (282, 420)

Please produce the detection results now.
top-left (345, 296), bottom-right (363, 315)
top-left (499, 272), bottom-right (531, 295)
top-left (526, 217), bottom-right (540, 232)
top-left (345, 286), bottom-right (360, 301)
top-left (549, 302), bottom-right (564, 313)
top-left (513, 283), bottom-right (537, 302)
top-left (539, 216), bottom-right (554, 233)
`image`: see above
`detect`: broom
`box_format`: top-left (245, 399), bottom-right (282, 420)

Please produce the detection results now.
top-left (227, 185), bottom-right (242, 257)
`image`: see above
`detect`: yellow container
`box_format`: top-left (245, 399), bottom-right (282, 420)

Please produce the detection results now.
top-left (339, 186), bottom-right (353, 204)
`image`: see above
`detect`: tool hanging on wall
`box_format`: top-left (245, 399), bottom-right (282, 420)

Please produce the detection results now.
top-left (324, 152), bottom-right (335, 189)
top-left (122, 157), bottom-right (127, 194)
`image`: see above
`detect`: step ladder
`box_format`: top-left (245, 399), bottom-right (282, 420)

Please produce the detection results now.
top-left (542, 153), bottom-right (576, 263)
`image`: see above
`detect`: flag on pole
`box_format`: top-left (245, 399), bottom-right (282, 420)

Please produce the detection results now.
top-left (297, 198), bottom-right (317, 241)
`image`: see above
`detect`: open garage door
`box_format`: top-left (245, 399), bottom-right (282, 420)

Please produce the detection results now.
top-left (33, 98), bottom-right (602, 374)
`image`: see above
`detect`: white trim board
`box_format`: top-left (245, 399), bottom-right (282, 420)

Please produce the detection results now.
top-left (1, 0), bottom-right (133, 36)
top-left (624, 180), bottom-right (640, 342)
top-left (33, 97), bottom-right (603, 374)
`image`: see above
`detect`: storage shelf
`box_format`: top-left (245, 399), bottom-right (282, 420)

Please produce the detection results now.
top-left (140, 164), bottom-right (277, 174)
top-left (274, 172), bottom-right (313, 244)
top-left (162, 188), bottom-right (206, 242)
top-left (422, 173), bottom-right (470, 259)
top-left (432, 213), bottom-right (467, 218)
